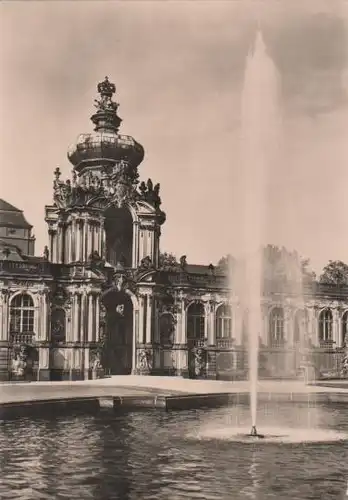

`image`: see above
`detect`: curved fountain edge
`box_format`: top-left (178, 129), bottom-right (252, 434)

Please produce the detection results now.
top-left (1, 386), bottom-right (348, 419)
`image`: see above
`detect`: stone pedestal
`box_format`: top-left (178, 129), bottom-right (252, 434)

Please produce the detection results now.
top-left (37, 369), bottom-right (50, 381)
top-left (0, 342), bottom-right (10, 381)
top-left (38, 346), bottom-right (50, 380)
top-left (175, 345), bottom-right (188, 377)
top-left (206, 349), bottom-right (217, 379)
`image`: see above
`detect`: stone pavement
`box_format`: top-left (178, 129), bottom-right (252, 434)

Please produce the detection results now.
top-left (0, 376), bottom-right (347, 405)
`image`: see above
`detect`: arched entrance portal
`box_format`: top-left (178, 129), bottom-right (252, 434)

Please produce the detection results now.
top-left (102, 290), bottom-right (133, 375)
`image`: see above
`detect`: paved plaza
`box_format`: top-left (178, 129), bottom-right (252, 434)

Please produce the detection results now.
top-left (0, 376), bottom-right (348, 405)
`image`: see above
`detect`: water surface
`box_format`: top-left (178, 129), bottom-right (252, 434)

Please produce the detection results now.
top-left (0, 403), bottom-right (347, 499)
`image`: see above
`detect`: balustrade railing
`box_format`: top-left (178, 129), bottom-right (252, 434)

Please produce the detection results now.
top-left (167, 272), bottom-right (227, 288)
top-left (0, 260), bottom-right (51, 275)
top-left (10, 332), bottom-right (36, 344)
top-left (216, 338), bottom-right (235, 349)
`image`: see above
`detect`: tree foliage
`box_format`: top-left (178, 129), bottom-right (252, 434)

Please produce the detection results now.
top-left (216, 254), bottom-right (236, 272)
top-left (159, 251), bottom-right (179, 269)
top-left (216, 245), bottom-right (316, 282)
top-left (319, 260), bottom-right (348, 285)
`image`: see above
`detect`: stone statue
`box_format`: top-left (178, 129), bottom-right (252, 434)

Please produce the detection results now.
top-left (180, 255), bottom-right (187, 269)
top-left (115, 274), bottom-right (126, 292)
top-left (137, 348), bottom-right (153, 372)
top-left (43, 245), bottom-right (49, 260)
top-left (341, 345), bottom-right (348, 378)
top-left (116, 304), bottom-right (124, 316)
top-left (192, 347), bottom-right (206, 377)
top-left (12, 348), bottom-right (27, 377)
top-left (140, 256), bottom-right (152, 270)
top-left (139, 181), bottom-right (147, 196)
top-left (92, 356), bottom-right (101, 371)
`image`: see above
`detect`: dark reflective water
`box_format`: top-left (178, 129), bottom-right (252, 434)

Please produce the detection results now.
top-left (0, 403), bottom-right (347, 499)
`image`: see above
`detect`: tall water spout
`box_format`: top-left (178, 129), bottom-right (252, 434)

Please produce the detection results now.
top-left (238, 29), bottom-right (281, 431)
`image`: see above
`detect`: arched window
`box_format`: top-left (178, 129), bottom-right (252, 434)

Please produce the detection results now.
top-left (269, 307), bottom-right (284, 346)
top-left (51, 308), bottom-right (66, 343)
top-left (187, 302), bottom-right (205, 341)
top-left (319, 309), bottom-right (333, 344)
top-left (10, 293), bottom-right (35, 334)
top-left (216, 305), bottom-right (232, 339)
top-left (342, 311), bottom-right (348, 346)
top-left (293, 309), bottom-right (308, 344)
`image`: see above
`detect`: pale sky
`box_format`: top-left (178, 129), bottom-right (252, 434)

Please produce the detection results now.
top-left (0, 1), bottom-right (347, 274)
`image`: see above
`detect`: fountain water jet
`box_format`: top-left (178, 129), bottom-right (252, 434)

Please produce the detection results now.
top-left (237, 28), bottom-right (281, 438)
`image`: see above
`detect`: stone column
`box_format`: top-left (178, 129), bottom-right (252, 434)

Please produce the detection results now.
top-left (145, 294), bottom-right (152, 344)
top-left (284, 307), bottom-right (292, 345)
top-left (204, 301), bottom-right (209, 343)
top-left (308, 306), bottom-right (318, 346)
top-left (84, 347), bottom-right (90, 380)
top-left (180, 300), bottom-right (187, 345)
top-left (0, 289), bottom-right (10, 381)
top-left (338, 310), bottom-right (343, 347)
top-left (81, 291), bottom-right (87, 343)
top-left (39, 291), bottom-right (48, 341)
top-left (55, 228), bottom-right (60, 264)
top-left (84, 220), bottom-right (89, 262)
top-left (38, 347), bottom-right (50, 381)
top-left (333, 308), bottom-right (340, 347)
top-left (48, 230), bottom-right (55, 263)
top-left (0, 289), bottom-right (10, 341)
top-left (208, 302), bottom-right (215, 346)
top-left (132, 308), bottom-right (139, 374)
top-left (95, 295), bottom-right (100, 342)
top-left (262, 306), bottom-right (269, 346)
top-left (100, 223), bottom-right (106, 260)
top-left (72, 292), bottom-right (80, 342)
top-left (68, 223), bottom-right (73, 262)
top-left (88, 294), bottom-right (94, 342)
top-left (176, 298), bottom-right (188, 376)
top-left (76, 220), bottom-right (81, 261)
top-left (138, 295), bottom-right (145, 344)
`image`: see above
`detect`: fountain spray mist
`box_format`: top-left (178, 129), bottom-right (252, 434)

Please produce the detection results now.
top-left (238, 29), bottom-right (281, 431)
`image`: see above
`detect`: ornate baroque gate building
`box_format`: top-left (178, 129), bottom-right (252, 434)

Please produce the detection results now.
top-left (0, 77), bottom-right (348, 380)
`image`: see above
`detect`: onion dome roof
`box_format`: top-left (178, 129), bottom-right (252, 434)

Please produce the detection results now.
top-left (67, 77), bottom-right (144, 172)
top-left (0, 199), bottom-right (32, 229)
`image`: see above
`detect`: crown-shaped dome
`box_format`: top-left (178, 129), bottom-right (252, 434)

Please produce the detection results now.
top-left (67, 77), bottom-right (144, 172)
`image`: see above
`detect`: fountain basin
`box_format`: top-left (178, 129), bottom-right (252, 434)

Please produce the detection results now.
top-left (193, 426), bottom-right (347, 444)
